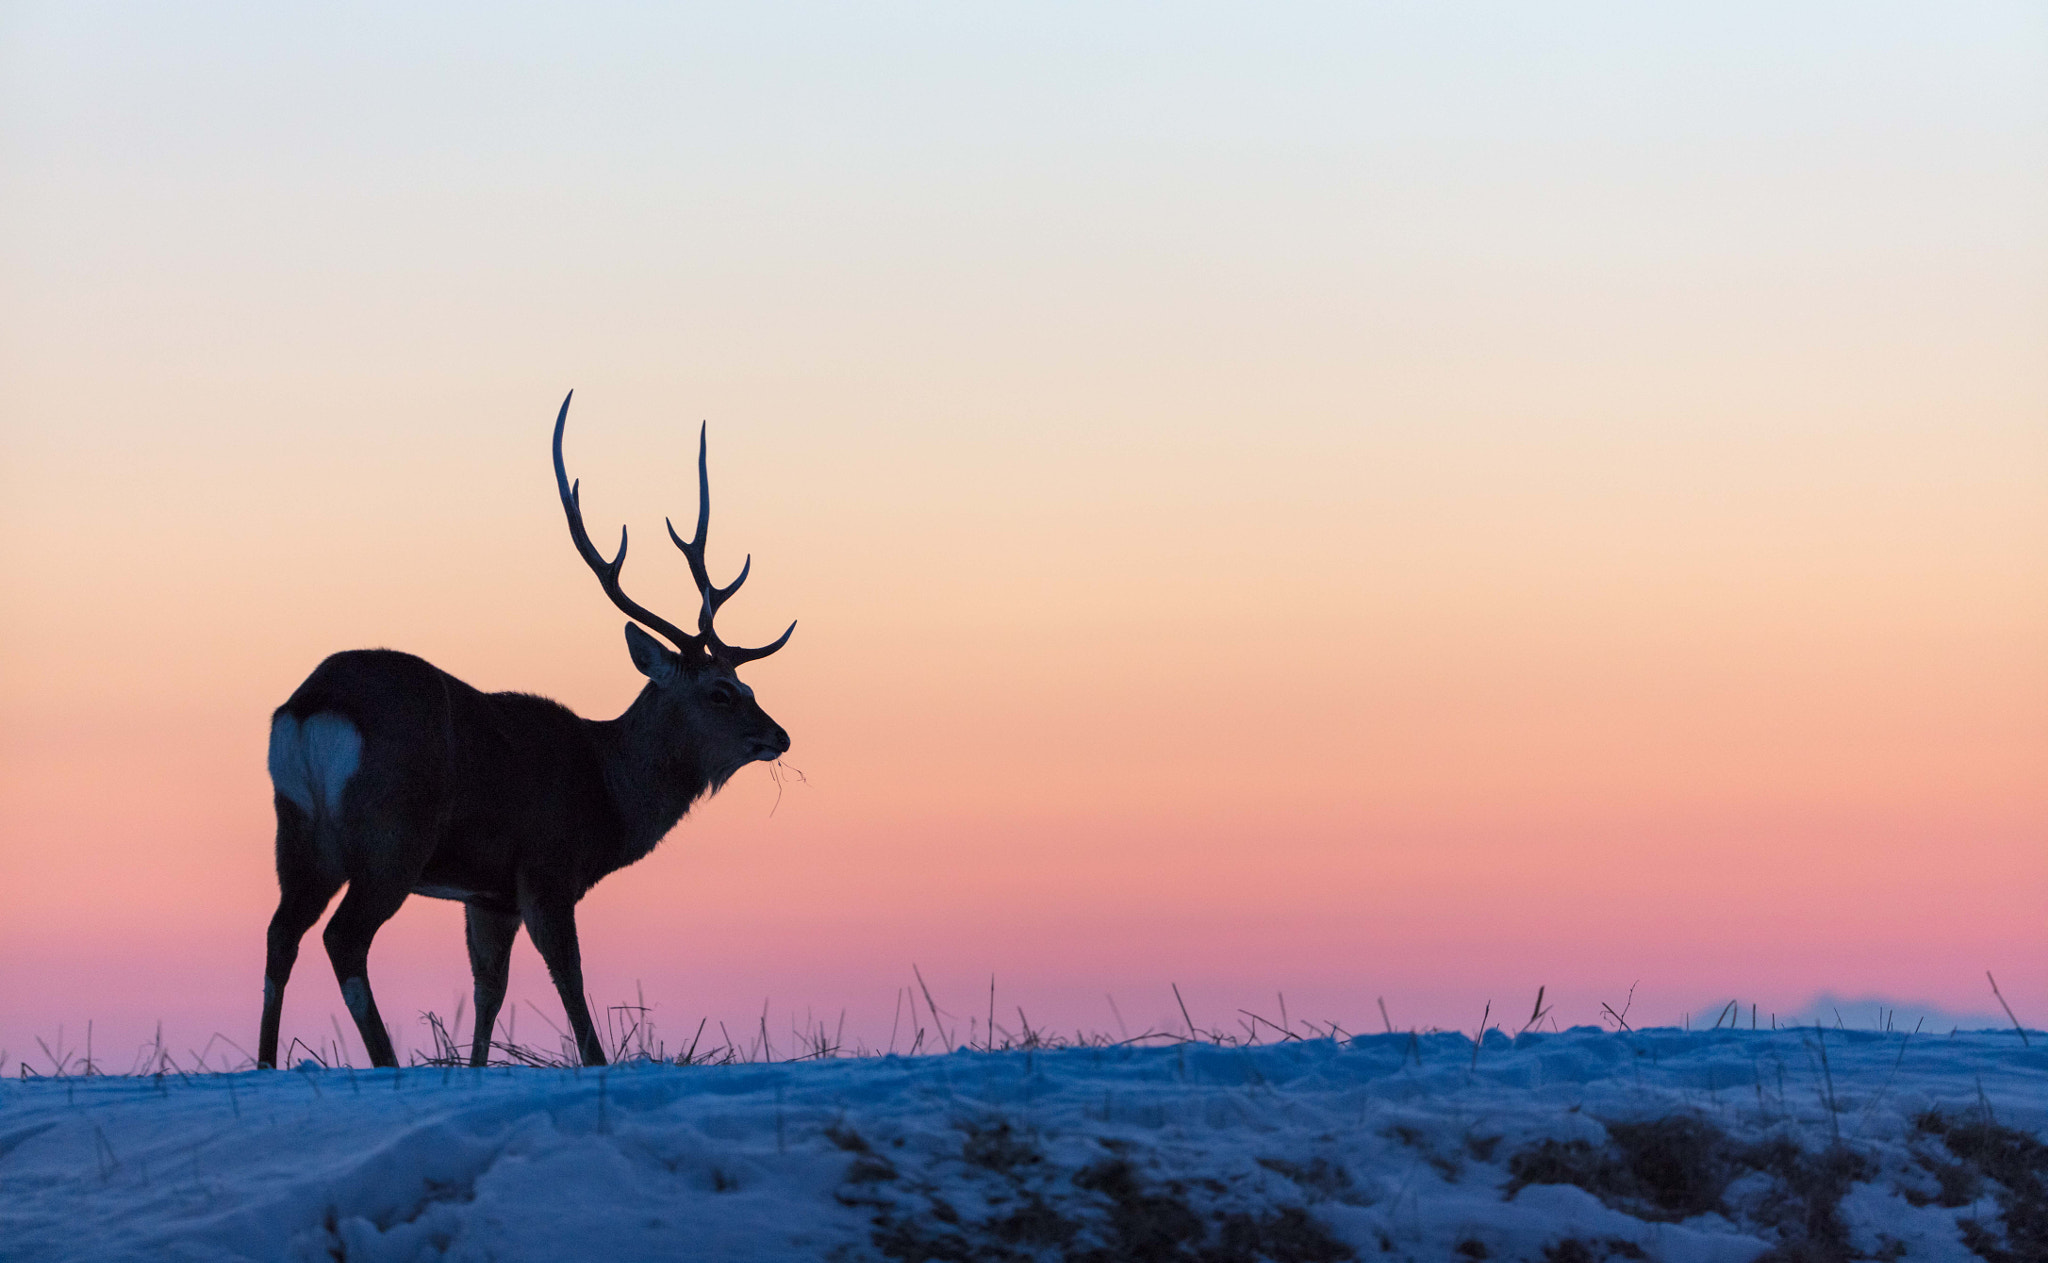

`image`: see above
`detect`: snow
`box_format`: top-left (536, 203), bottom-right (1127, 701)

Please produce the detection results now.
top-left (2, 1027), bottom-right (2042, 1261)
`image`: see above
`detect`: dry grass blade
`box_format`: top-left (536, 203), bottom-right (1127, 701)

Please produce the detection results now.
top-left (912, 965), bottom-right (953, 1053)
top-left (1987, 971), bottom-right (2030, 1047)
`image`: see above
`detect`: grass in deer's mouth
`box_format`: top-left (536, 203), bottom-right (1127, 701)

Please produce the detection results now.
top-left (767, 758), bottom-right (807, 815)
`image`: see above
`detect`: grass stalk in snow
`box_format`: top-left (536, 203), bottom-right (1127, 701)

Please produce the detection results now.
top-left (19, 974), bottom-right (2043, 1078)
top-left (1988, 970), bottom-right (2031, 1047)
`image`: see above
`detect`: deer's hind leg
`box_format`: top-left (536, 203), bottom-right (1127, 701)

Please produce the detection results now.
top-left (259, 799), bottom-right (344, 1069)
top-left (464, 904), bottom-right (520, 1067)
top-left (322, 876), bottom-right (414, 1068)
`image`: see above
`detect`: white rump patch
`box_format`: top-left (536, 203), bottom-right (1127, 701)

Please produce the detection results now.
top-left (268, 712), bottom-right (362, 820)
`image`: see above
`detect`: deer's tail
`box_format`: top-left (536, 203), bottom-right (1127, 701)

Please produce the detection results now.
top-left (267, 711), bottom-right (362, 826)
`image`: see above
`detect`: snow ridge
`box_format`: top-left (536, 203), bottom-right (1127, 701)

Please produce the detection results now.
top-left (1, 1027), bottom-right (2042, 1261)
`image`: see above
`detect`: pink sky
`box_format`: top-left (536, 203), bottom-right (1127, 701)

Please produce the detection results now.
top-left (2, 4), bottom-right (2044, 1067)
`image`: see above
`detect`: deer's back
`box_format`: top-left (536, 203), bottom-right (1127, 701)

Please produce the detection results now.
top-left (273, 650), bottom-right (617, 894)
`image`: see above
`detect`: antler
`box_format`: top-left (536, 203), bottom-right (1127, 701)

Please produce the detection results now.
top-left (552, 392), bottom-right (795, 669)
top-left (666, 423), bottom-right (796, 667)
top-left (552, 392), bottom-right (702, 655)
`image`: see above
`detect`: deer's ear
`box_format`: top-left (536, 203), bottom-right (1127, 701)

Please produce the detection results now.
top-left (624, 623), bottom-right (679, 685)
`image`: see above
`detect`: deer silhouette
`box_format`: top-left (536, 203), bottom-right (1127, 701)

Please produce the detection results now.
top-left (259, 393), bottom-right (794, 1068)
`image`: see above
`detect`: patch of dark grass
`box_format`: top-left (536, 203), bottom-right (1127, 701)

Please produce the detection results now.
top-left (1540, 1238), bottom-right (1646, 1263)
top-left (1258, 1156), bottom-right (1365, 1205)
top-left (826, 1121), bottom-right (871, 1152)
top-left (1605, 1116), bottom-right (1738, 1220)
top-left (1911, 1109), bottom-right (2048, 1263)
top-left (1072, 1159), bottom-right (1209, 1261)
top-left (1506, 1114), bottom-right (1874, 1261)
top-left (1207, 1206), bottom-right (1355, 1263)
top-left (987, 1196), bottom-right (1079, 1249)
top-left (1068, 1158), bottom-right (1356, 1263)
top-left (961, 1120), bottom-right (1042, 1173)
top-left (871, 1217), bottom-right (975, 1263)
top-left (1744, 1138), bottom-right (1871, 1262)
top-left (863, 1163), bottom-right (1078, 1260)
top-left (1505, 1117), bottom-right (1733, 1224)
top-left (1903, 1149), bottom-right (1985, 1209)
top-left (844, 1154), bottom-right (900, 1185)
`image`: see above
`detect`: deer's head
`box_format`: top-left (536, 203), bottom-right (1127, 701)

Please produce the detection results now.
top-left (552, 393), bottom-right (794, 792)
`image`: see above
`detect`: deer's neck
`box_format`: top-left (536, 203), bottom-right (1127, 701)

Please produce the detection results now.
top-left (593, 689), bottom-right (714, 863)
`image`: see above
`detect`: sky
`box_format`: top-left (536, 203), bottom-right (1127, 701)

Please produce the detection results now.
top-left (2, 3), bottom-right (2044, 1067)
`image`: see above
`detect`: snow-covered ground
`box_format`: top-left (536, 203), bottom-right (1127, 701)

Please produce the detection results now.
top-left (2, 1026), bottom-right (2042, 1261)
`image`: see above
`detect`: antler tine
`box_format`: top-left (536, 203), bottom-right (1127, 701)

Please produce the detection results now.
top-left (665, 424), bottom-right (748, 611)
top-left (717, 618), bottom-right (797, 667)
top-left (665, 421), bottom-right (795, 667)
top-left (663, 523), bottom-right (750, 618)
top-left (552, 392), bottom-right (700, 654)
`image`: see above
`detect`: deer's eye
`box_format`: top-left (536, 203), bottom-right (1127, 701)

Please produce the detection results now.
top-left (708, 686), bottom-right (736, 708)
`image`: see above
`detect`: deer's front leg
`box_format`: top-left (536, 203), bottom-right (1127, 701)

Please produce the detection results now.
top-left (519, 890), bottom-right (607, 1066)
top-left (464, 904), bottom-right (521, 1067)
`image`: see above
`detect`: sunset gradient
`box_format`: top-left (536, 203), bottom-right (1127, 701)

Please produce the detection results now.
top-left (2, 3), bottom-right (2043, 1065)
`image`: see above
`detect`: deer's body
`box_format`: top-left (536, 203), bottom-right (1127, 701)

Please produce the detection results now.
top-left (270, 650), bottom-right (672, 910)
top-left (258, 396), bottom-right (794, 1070)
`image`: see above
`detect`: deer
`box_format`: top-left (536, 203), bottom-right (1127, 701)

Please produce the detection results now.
top-left (257, 392), bottom-right (794, 1070)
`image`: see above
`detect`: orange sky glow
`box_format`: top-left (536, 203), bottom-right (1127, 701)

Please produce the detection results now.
top-left (2, 4), bottom-right (2044, 1066)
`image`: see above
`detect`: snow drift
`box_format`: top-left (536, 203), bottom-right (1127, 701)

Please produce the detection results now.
top-left (2, 1026), bottom-right (2042, 1261)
